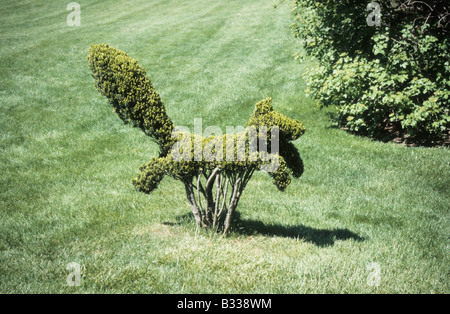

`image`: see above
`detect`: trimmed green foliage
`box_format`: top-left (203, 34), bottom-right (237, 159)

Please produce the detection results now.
top-left (88, 44), bottom-right (175, 156)
top-left (248, 97), bottom-right (305, 141)
top-left (132, 97), bottom-right (305, 194)
top-left (291, 0), bottom-right (449, 143)
top-left (88, 45), bottom-right (305, 233)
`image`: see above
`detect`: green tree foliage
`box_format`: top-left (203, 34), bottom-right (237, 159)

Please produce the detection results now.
top-left (291, 0), bottom-right (449, 143)
top-left (88, 44), bottom-right (305, 234)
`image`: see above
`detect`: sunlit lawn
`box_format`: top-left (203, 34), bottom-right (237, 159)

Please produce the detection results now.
top-left (0, 0), bottom-right (448, 293)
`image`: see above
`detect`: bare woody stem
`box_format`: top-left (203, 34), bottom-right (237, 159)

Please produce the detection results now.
top-left (182, 167), bottom-right (254, 234)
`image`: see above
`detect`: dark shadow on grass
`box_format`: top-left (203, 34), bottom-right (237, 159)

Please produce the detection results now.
top-left (233, 218), bottom-right (364, 247)
top-left (164, 212), bottom-right (365, 247)
top-left (325, 111), bottom-right (449, 147)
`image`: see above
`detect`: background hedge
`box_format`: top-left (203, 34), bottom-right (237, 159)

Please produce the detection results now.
top-left (291, 0), bottom-right (449, 144)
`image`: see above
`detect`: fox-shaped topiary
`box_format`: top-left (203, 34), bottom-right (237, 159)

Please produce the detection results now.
top-left (88, 44), bottom-right (305, 234)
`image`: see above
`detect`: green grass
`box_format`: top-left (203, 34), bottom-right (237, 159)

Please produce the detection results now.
top-left (0, 0), bottom-right (449, 294)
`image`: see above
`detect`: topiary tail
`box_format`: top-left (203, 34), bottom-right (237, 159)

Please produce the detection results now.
top-left (88, 44), bottom-right (175, 156)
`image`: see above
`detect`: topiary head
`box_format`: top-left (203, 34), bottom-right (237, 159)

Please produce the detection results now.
top-left (247, 97), bottom-right (306, 142)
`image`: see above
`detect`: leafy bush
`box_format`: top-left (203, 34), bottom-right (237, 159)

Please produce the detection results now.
top-left (88, 45), bottom-right (305, 234)
top-left (291, 0), bottom-right (449, 143)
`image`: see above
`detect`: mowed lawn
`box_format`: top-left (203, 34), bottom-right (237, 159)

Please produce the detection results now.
top-left (0, 0), bottom-right (448, 294)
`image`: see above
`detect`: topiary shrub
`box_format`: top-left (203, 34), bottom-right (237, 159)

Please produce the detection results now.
top-left (291, 0), bottom-right (449, 144)
top-left (88, 44), bottom-right (305, 234)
